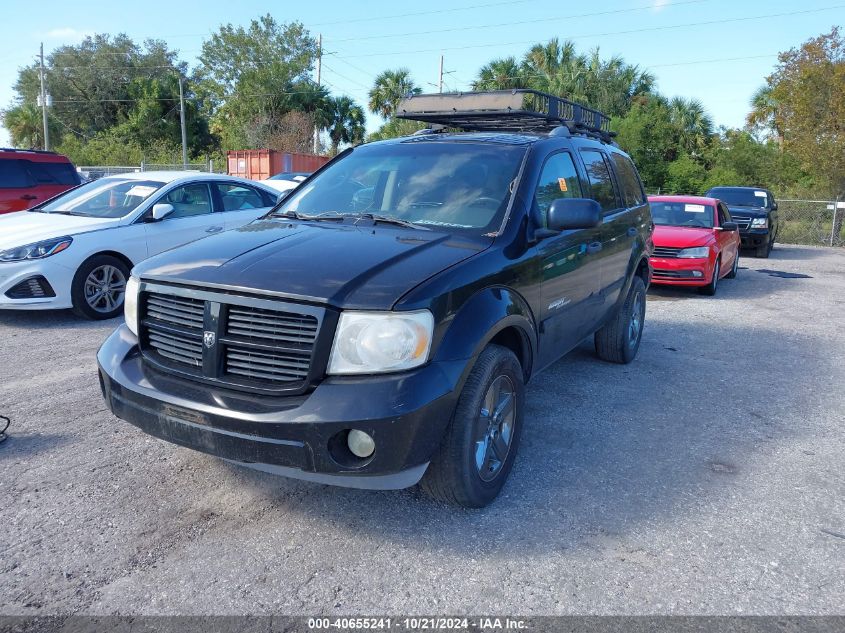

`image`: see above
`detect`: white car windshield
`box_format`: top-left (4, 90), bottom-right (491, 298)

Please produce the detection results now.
top-left (34, 178), bottom-right (165, 219)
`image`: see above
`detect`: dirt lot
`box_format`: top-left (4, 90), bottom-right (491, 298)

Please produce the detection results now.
top-left (1, 245), bottom-right (843, 616)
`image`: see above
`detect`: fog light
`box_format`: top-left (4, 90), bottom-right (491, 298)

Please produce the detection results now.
top-left (693, 271), bottom-right (703, 278)
top-left (347, 430), bottom-right (375, 458)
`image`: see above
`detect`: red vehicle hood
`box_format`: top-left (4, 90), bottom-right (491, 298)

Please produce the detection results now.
top-left (653, 225), bottom-right (715, 248)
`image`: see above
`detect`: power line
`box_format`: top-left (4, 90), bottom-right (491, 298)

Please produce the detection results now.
top-left (306, 0), bottom-right (542, 27)
top-left (329, 0), bottom-right (712, 44)
top-left (334, 5), bottom-right (845, 58)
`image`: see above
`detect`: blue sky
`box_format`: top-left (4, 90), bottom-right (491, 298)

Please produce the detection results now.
top-left (1, 0), bottom-right (842, 147)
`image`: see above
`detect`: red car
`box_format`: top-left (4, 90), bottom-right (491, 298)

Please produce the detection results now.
top-left (0, 148), bottom-right (82, 214)
top-left (648, 195), bottom-right (741, 295)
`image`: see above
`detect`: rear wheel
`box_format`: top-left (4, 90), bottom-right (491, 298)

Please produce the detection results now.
top-left (420, 344), bottom-right (524, 508)
top-left (594, 275), bottom-right (646, 364)
top-left (699, 257), bottom-right (720, 296)
top-left (71, 255), bottom-right (130, 320)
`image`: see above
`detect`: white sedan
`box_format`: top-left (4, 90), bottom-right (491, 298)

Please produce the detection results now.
top-left (0, 171), bottom-right (280, 319)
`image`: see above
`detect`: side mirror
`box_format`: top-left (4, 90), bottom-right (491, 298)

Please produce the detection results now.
top-left (771, 202), bottom-right (778, 211)
top-left (547, 198), bottom-right (602, 232)
top-left (151, 203), bottom-right (174, 221)
top-left (721, 221), bottom-right (738, 232)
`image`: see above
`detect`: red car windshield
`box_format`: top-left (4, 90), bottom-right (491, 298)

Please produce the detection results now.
top-left (651, 201), bottom-right (714, 229)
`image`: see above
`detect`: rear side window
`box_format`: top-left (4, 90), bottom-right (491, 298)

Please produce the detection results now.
top-left (0, 159), bottom-right (33, 188)
top-left (215, 183), bottom-right (266, 211)
top-left (579, 150), bottom-right (618, 213)
top-left (27, 161), bottom-right (79, 186)
top-left (534, 152), bottom-right (582, 226)
top-left (610, 153), bottom-right (644, 207)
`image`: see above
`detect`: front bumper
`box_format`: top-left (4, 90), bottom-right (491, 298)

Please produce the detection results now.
top-left (739, 228), bottom-right (770, 249)
top-left (97, 325), bottom-right (466, 489)
top-left (0, 258), bottom-right (74, 310)
top-left (650, 256), bottom-right (713, 287)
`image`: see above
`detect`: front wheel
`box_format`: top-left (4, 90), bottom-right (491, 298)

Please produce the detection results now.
top-left (594, 275), bottom-right (646, 364)
top-left (71, 255), bottom-right (130, 320)
top-left (755, 236), bottom-right (773, 258)
top-left (699, 257), bottom-right (720, 296)
top-left (420, 344), bottom-right (524, 508)
top-left (725, 251), bottom-right (739, 279)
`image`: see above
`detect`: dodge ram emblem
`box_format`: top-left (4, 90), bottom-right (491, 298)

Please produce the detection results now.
top-left (203, 331), bottom-right (216, 348)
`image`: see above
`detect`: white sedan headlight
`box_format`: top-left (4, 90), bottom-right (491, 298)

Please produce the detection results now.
top-left (124, 276), bottom-right (140, 336)
top-left (0, 236), bottom-right (73, 262)
top-left (677, 246), bottom-right (710, 259)
top-left (328, 310), bottom-right (434, 375)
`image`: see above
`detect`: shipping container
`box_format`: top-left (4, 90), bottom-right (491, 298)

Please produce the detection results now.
top-left (226, 150), bottom-right (330, 181)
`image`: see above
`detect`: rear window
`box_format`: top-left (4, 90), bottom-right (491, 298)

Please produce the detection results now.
top-left (27, 160), bottom-right (79, 186)
top-left (0, 159), bottom-right (32, 188)
top-left (579, 150), bottom-right (619, 213)
top-left (610, 153), bottom-right (645, 207)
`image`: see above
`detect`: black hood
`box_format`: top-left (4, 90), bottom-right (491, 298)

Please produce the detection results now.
top-left (135, 219), bottom-right (490, 310)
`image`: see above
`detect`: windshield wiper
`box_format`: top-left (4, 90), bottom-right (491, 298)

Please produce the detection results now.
top-left (272, 210), bottom-right (346, 221)
top-left (355, 213), bottom-right (430, 230)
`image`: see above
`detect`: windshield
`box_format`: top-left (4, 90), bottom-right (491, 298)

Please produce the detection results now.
top-left (277, 141), bottom-right (527, 233)
top-left (651, 201), bottom-right (715, 228)
top-left (708, 188), bottom-right (769, 208)
top-left (35, 178), bottom-right (165, 218)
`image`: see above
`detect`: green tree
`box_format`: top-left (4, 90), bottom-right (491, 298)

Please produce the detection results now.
top-left (324, 96), bottom-right (365, 154)
top-left (194, 15), bottom-right (321, 151)
top-left (664, 153), bottom-right (707, 194)
top-left (747, 85), bottom-right (782, 141)
top-left (767, 27), bottom-right (845, 198)
top-left (668, 97), bottom-right (713, 156)
top-left (1, 103), bottom-right (58, 149)
top-left (472, 57), bottom-right (526, 90)
top-left (612, 96), bottom-right (676, 192)
top-left (367, 69), bottom-right (421, 119)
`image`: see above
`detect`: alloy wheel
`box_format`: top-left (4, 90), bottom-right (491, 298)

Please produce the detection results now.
top-left (84, 264), bottom-right (127, 314)
top-left (628, 291), bottom-right (644, 349)
top-left (474, 375), bottom-right (516, 482)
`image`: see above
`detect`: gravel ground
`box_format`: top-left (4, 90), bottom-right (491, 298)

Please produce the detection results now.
top-left (0, 244), bottom-right (843, 616)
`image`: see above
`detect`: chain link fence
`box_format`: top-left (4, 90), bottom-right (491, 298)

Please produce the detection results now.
top-left (78, 162), bottom-right (218, 180)
top-left (777, 199), bottom-right (845, 247)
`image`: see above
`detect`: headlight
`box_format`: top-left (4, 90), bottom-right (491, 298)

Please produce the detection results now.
top-left (0, 236), bottom-right (73, 262)
top-left (677, 246), bottom-right (710, 259)
top-left (124, 276), bottom-right (140, 336)
top-left (751, 217), bottom-right (768, 228)
top-left (328, 310), bottom-right (434, 375)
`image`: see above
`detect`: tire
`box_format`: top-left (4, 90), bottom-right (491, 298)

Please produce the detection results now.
top-left (725, 251), bottom-right (739, 279)
top-left (420, 344), bottom-right (524, 508)
top-left (71, 254), bottom-right (130, 320)
top-left (755, 237), bottom-right (772, 258)
top-left (699, 257), bottom-right (720, 296)
top-left (594, 275), bottom-right (646, 364)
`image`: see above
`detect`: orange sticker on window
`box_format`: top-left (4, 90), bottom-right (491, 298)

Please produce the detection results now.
top-left (558, 178), bottom-right (568, 192)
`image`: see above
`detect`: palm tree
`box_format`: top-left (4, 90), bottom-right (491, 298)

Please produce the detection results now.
top-left (367, 69), bottom-right (421, 119)
top-left (472, 57), bottom-right (525, 91)
top-left (2, 103), bottom-right (48, 148)
top-left (325, 96), bottom-right (365, 154)
top-left (747, 85), bottom-right (782, 142)
top-left (668, 97), bottom-right (714, 155)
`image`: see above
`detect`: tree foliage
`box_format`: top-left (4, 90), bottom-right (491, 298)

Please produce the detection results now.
top-left (367, 69), bottom-right (421, 119)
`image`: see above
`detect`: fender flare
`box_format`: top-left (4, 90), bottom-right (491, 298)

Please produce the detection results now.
top-left (431, 286), bottom-right (538, 384)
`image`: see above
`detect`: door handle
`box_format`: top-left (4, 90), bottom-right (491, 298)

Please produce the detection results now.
top-left (20, 194), bottom-right (37, 200)
top-left (627, 227), bottom-right (638, 237)
top-left (206, 226), bottom-right (223, 234)
top-left (587, 241), bottom-right (603, 253)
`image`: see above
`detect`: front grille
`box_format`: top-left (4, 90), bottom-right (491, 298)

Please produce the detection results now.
top-left (5, 275), bottom-right (56, 299)
top-left (139, 286), bottom-right (324, 394)
top-left (144, 293), bottom-right (204, 367)
top-left (731, 215), bottom-right (751, 230)
top-left (652, 246), bottom-right (683, 258)
top-left (653, 268), bottom-right (697, 279)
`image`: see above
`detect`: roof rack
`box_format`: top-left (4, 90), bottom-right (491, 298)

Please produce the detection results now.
top-left (396, 89), bottom-right (614, 143)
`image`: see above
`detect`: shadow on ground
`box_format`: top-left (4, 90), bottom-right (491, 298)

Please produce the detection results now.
top-left (217, 319), bottom-right (826, 555)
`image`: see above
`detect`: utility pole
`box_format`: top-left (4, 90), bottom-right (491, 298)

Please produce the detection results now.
top-left (438, 55), bottom-right (444, 94)
top-left (313, 33), bottom-right (322, 155)
top-left (39, 43), bottom-right (50, 151)
top-left (178, 75), bottom-right (188, 169)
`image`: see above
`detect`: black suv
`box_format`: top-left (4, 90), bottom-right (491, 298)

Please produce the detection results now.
top-left (705, 186), bottom-right (779, 258)
top-left (97, 91), bottom-right (653, 508)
